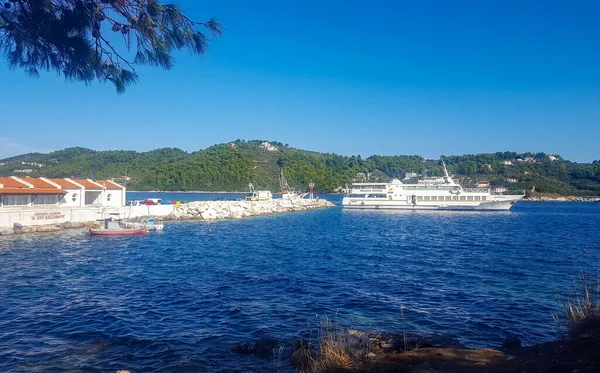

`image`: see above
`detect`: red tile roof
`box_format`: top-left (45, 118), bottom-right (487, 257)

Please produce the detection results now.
top-left (0, 177), bottom-right (28, 188)
top-left (96, 180), bottom-right (124, 190)
top-left (72, 179), bottom-right (103, 190)
top-left (0, 188), bottom-right (66, 195)
top-left (0, 177), bottom-right (66, 195)
top-left (20, 177), bottom-right (58, 189)
top-left (48, 178), bottom-right (81, 189)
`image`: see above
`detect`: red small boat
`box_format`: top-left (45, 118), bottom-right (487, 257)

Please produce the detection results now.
top-left (89, 227), bottom-right (147, 235)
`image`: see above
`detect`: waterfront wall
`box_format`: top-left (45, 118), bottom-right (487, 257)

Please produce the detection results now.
top-left (0, 198), bottom-right (332, 233)
top-left (0, 205), bottom-right (174, 230)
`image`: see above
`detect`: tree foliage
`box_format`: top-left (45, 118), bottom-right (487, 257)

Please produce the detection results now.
top-left (1, 141), bottom-right (599, 195)
top-left (0, 0), bottom-right (222, 92)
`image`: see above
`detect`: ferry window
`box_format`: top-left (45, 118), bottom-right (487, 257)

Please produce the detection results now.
top-left (467, 196), bottom-right (474, 201)
top-left (460, 196), bottom-right (466, 201)
top-left (439, 196), bottom-right (445, 200)
top-left (107, 194), bottom-right (112, 202)
top-left (452, 196), bottom-right (458, 200)
top-left (482, 196), bottom-right (487, 201)
top-left (424, 196), bottom-right (430, 201)
top-left (431, 196), bottom-right (437, 201)
top-left (445, 196), bottom-right (452, 201)
top-left (72, 193), bottom-right (78, 202)
top-left (417, 196), bottom-right (423, 200)
top-left (474, 196), bottom-right (481, 201)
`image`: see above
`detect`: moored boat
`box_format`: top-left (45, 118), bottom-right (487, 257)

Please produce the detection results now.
top-left (89, 227), bottom-right (148, 235)
top-left (89, 219), bottom-right (148, 235)
top-left (139, 217), bottom-right (164, 231)
top-left (342, 161), bottom-right (524, 211)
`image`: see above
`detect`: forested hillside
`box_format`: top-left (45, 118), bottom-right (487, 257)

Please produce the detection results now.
top-left (1, 140), bottom-right (599, 195)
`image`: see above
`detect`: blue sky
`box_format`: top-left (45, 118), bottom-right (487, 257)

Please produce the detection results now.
top-left (1, 0), bottom-right (599, 162)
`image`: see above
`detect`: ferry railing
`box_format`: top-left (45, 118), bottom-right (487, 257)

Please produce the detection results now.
top-left (463, 188), bottom-right (490, 193)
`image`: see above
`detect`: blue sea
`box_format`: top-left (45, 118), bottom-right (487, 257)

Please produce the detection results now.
top-left (1, 196), bottom-right (599, 372)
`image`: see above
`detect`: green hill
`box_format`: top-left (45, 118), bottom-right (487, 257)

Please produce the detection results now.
top-left (1, 140), bottom-right (599, 195)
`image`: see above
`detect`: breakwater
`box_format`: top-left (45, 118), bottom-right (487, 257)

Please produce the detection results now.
top-left (524, 195), bottom-right (600, 202)
top-left (0, 198), bottom-right (334, 235)
top-left (166, 198), bottom-right (334, 220)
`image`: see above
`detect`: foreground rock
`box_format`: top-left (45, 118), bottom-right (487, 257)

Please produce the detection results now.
top-left (303, 328), bottom-right (600, 373)
top-left (233, 336), bottom-right (282, 359)
top-left (166, 198), bottom-right (334, 221)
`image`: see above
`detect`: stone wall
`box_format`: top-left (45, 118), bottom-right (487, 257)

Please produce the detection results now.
top-left (0, 204), bottom-right (173, 230)
top-left (167, 198), bottom-right (334, 220)
top-left (0, 199), bottom-right (332, 235)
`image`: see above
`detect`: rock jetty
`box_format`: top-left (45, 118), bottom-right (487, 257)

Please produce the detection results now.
top-left (166, 198), bottom-right (334, 221)
top-left (524, 195), bottom-right (600, 202)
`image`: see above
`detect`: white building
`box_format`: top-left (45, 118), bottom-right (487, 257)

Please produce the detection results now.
top-left (0, 176), bottom-right (125, 208)
top-left (404, 172), bottom-right (419, 180)
top-left (259, 142), bottom-right (279, 152)
top-left (476, 180), bottom-right (491, 188)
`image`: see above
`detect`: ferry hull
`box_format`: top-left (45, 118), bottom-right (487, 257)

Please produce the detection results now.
top-left (341, 197), bottom-right (522, 211)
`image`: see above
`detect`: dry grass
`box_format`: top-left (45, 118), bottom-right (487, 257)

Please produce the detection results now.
top-left (566, 282), bottom-right (600, 337)
top-left (302, 316), bottom-right (371, 373)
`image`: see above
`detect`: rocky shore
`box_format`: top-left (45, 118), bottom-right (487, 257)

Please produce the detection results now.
top-left (165, 198), bottom-right (334, 220)
top-left (233, 327), bottom-right (600, 373)
top-left (524, 195), bottom-right (600, 202)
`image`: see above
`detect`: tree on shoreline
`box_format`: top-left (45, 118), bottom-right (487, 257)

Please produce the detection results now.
top-left (0, 0), bottom-right (222, 92)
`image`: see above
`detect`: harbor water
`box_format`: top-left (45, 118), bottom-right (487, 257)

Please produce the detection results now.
top-left (1, 196), bottom-right (599, 372)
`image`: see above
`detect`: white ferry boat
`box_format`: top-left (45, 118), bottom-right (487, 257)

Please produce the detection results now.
top-left (342, 162), bottom-right (524, 211)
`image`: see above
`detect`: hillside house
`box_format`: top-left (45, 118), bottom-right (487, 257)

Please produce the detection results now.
top-left (476, 180), bottom-right (491, 188)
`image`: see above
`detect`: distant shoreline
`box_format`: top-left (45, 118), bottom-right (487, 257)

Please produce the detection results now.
top-left (128, 191), bottom-right (339, 194)
top-left (128, 190), bottom-right (246, 194)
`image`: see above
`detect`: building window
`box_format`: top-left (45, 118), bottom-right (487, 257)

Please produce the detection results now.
top-left (107, 193), bottom-right (112, 202)
top-left (5, 196), bottom-right (28, 206)
top-left (72, 193), bottom-right (78, 202)
top-left (35, 195), bottom-right (57, 205)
